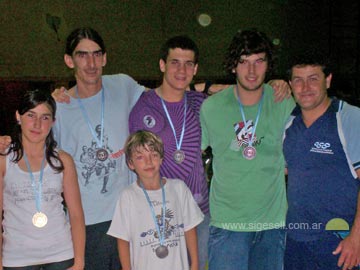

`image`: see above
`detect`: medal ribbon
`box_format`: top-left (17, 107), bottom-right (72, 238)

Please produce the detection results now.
top-left (23, 149), bottom-right (46, 213)
top-left (140, 179), bottom-right (166, 246)
top-left (235, 85), bottom-right (264, 147)
top-left (75, 86), bottom-right (105, 148)
top-left (159, 92), bottom-right (187, 152)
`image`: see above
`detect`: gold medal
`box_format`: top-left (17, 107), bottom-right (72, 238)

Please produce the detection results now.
top-left (32, 212), bottom-right (48, 228)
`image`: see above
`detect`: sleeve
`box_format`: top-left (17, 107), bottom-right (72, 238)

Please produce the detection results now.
top-left (53, 109), bottom-right (62, 149)
top-left (124, 74), bottom-right (145, 109)
top-left (104, 74), bottom-right (144, 111)
top-left (280, 94), bottom-right (296, 126)
top-left (107, 189), bottom-right (131, 241)
top-left (128, 103), bottom-right (136, 134)
top-left (265, 83), bottom-right (296, 125)
top-left (200, 102), bottom-right (209, 151)
top-left (340, 103), bottom-right (360, 171)
top-left (128, 92), bottom-right (146, 134)
top-left (180, 181), bottom-right (204, 231)
top-left (284, 97), bottom-right (296, 120)
top-left (283, 116), bottom-right (296, 141)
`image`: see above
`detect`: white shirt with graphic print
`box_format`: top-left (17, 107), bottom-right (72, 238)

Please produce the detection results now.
top-left (107, 178), bottom-right (204, 270)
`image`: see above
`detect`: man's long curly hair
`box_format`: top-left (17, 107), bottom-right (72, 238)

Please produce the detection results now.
top-left (224, 29), bottom-right (274, 79)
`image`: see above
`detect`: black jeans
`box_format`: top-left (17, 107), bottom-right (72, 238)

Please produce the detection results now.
top-left (85, 221), bottom-right (120, 270)
top-left (4, 258), bottom-right (74, 270)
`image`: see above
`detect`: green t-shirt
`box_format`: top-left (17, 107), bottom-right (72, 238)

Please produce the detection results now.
top-left (200, 84), bottom-right (295, 231)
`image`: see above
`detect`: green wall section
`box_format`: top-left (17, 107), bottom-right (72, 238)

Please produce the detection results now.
top-left (0, 0), bottom-right (287, 80)
top-left (0, 0), bottom-right (359, 103)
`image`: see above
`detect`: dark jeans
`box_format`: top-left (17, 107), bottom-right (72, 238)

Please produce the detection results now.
top-left (85, 221), bottom-right (120, 270)
top-left (4, 258), bottom-right (74, 270)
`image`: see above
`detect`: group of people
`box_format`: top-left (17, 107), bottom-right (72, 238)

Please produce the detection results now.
top-left (0, 26), bottom-right (359, 270)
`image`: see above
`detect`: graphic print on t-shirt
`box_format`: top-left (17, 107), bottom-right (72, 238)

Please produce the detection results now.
top-left (139, 203), bottom-right (184, 254)
top-left (79, 124), bottom-right (117, 194)
top-left (232, 120), bottom-right (263, 151)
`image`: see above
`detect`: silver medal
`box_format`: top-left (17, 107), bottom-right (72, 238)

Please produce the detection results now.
top-left (155, 245), bottom-right (169, 259)
top-left (96, 148), bottom-right (109, 161)
top-left (173, 150), bottom-right (185, 164)
top-left (160, 92), bottom-right (187, 165)
top-left (243, 146), bottom-right (256, 160)
top-left (32, 212), bottom-right (48, 228)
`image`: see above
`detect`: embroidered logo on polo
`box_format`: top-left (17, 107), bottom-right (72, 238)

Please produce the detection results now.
top-left (310, 141), bottom-right (334, 154)
top-left (230, 120), bottom-right (263, 151)
top-left (143, 115), bottom-right (156, 128)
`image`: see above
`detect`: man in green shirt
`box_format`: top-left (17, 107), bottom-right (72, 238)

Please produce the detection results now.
top-left (200, 29), bottom-right (295, 270)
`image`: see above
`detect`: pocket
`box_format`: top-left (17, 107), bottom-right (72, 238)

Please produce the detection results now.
top-left (208, 226), bottom-right (230, 247)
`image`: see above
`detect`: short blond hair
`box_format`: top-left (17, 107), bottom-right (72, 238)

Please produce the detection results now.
top-left (124, 130), bottom-right (164, 166)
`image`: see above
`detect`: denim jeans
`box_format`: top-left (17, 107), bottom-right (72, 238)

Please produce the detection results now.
top-left (197, 213), bottom-right (210, 270)
top-left (3, 258), bottom-right (74, 270)
top-left (208, 226), bottom-right (285, 270)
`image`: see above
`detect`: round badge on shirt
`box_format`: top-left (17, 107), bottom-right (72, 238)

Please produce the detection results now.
top-left (143, 115), bottom-right (156, 128)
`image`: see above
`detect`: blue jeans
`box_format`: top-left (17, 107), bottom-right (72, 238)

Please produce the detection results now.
top-left (208, 226), bottom-right (285, 270)
top-left (3, 258), bottom-right (74, 270)
top-left (197, 213), bottom-right (210, 270)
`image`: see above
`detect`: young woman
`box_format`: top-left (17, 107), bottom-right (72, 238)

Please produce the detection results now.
top-left (0, 90), bottom-right (85, 270)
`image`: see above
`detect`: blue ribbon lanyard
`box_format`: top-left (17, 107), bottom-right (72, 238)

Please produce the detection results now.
top-left (235, 85), bottom-right (264, 147)
top-left (159, 93), bottom-right (187, 152)
top-left (140, 180), bottom-right (166, 246)
top-left (75, 87), bottom-right (105, 148)
top-left (23, 149), bottom-right (46, 213)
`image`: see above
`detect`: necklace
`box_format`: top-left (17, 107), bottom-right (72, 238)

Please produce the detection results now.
top-left (159, 90), bottom-right (187, 164)
top-left (23, 149), bottom-right (47, 228)
top-left (235, 85), bottom-right (264, 160)
top-left (139, 178), bottom-right (169, 258)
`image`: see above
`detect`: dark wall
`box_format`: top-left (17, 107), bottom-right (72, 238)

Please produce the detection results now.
top-left (283, 0), bottom-right (360, 105)
top-left (0, 0), bottom-right (287, 80)
top-left (0, 0), bottom-right (359, 108)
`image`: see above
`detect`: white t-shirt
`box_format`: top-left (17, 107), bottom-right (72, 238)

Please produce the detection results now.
top-left (107, 178), bottom-right (204, 270)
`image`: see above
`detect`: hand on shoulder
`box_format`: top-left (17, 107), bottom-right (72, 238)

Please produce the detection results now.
top-left (52, 86), bottom-right (71, 103)
top-left (268, 79), bottom-right (292, 102)
top-left (0, 136), bottom-right (11, 154)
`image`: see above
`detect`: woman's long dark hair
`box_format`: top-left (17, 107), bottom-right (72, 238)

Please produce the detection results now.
top-left (5, 89), bottom-right (64, 173)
